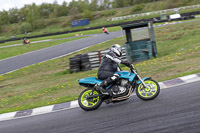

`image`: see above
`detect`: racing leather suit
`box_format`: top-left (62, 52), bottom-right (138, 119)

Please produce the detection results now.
top-left (97, 51), bottom-right (129, 88)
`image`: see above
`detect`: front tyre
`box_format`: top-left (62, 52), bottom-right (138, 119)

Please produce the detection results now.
top-left (78, 88), bottom-right (103, 111)
top-left (136, 79), bottom-right (160, 101)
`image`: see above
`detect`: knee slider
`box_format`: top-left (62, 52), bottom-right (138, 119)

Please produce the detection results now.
top-left (103, 80), bottom-right (108, 86)
top-left (111, 74), bottom-right (120, 81)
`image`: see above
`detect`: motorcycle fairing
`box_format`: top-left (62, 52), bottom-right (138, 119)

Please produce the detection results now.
top-left (115, 71), bottom-right (136, 81)
top-left (78, 72), bottom-right (151, 87)
top-left (78, 77), bottom-right (102, 86)
top-left (78, 71), bottom-right (137, 86)
top-left (115, 71), bottom-right (151, 84)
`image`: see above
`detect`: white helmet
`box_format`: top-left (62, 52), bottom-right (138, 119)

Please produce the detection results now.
top-left (110, 44), bottom-right (122, 57)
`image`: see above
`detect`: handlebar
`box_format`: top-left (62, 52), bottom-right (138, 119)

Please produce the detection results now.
top-left (130, 64), bottom-right (137, 73)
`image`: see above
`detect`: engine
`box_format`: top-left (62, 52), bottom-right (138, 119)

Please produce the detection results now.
top-left (112, 79), bottom-right (130, 95)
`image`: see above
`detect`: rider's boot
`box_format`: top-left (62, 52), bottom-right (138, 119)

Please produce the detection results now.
top-left (96, 80), bottom-right (110, 95)
top-left (96, 74), bottom-right (120, 95)
top-left (96, 85), bottom-right (109, 95)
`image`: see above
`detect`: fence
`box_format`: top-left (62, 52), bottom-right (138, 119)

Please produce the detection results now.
top-left (69, 48), bottom-right (127, 73)
top-left (111, 4), bottom-right (200, 21)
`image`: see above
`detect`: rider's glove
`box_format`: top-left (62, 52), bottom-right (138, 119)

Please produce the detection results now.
top-left (121, 61), bottom-right (131, 67)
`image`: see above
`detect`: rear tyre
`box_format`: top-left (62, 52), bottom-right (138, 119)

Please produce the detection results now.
top-left (136, 79), bottom-right (160, 101)
top-left (78, 88), bottom-right (103, 111)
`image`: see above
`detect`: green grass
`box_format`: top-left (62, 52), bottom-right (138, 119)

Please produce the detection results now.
top-left (0, 26), bottom-right (121, 47)
top-left (0, 20), bottom-right (200, 114)
top-left (0, 37), bottom-right (89, 60)
top-left (0, 26), bottom-right (121, 60)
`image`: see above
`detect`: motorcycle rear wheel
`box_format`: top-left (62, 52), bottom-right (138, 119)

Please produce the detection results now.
top-left (136, 79), bottom-right (160, 101)
top-left (78, 88), bottom-right (103, 111)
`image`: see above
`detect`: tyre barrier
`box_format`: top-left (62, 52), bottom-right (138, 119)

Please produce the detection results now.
top-left (69, 55), bottom-right (81, 73)
top-left (69, 48), bottom-right (127, 73)
top-left (111, 4), bottom-right (200, 21)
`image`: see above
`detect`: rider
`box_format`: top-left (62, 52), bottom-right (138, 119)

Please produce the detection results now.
top-left (23, 38), bottom-right (30, 44)
top-left (102, 27), bottom-right (109, 34)
top-left (97, 44), bottom-right (130, 95)
top-left (23, 38), bottom-right (27, 44)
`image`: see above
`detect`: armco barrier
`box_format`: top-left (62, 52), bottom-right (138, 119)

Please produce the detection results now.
top-left (111, 4), bottom-right (200, 21)
top-left (69, 48), bottom-right (127, 73)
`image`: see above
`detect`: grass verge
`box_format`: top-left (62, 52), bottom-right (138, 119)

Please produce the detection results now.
top-left (0, 26), bottom-right (121, 47)
top-left (0, 36), bottom-right (89, 60)
top-left (0, 20), bottom-right (200, 114)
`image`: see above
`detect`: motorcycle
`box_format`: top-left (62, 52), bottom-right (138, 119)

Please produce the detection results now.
top-left (102, 27), bottom-right (109, 34)
top-left (23, 39), bottom-right (31, 45)
top-left (78, 64), bottom-right (160, 111)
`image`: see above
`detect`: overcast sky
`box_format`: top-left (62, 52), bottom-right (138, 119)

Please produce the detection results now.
top-left (0, 0), bottom-right (73, 11)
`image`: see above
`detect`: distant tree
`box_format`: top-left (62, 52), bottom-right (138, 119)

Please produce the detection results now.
top-left (0, 19), bottom-right (2, 31)
top-left (18, 22), bottom-right (32, 34)
top-left (77, 0), bottom-right (90, 12)
top-left (124, 0), bottom-right (134, 6)
top-left (68, 0), bottom-right (79, 10)
top-left (83, 9), bottom-right (94, 20)
top-left (69, 7), bottom-right (81, 21)
top-left (18, 7), bottom-right (28, 22)
top-left (89, 0), bottom-right (99, 11)
top-left (99, 0), bottom-right (112, 10)
top-left (69, 7), bottom-right (80, 16)
top-left (57, 1), bottom-right (69, 17)
top-left (26, 3), bottom-right (40, 29)
top-left (68, 0), bottom-right (80, 16)
top-left (0, 10), bottom-right (10, 25)
top-left (50, 0), bottom-right (59, 17)
top-left (8, 8), bottom-right (19, 24)
top-left (104, 0), bottom-right (112, 9)
top-left (132, 4), bottom-right (144, 12)
top-left (38, 3), bottom-right (53, 18)
top-left (112, 0), bottom-right (125, 8)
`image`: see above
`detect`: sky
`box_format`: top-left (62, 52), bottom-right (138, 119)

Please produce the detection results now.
top-left (0, 0), bottom-right (73, 11)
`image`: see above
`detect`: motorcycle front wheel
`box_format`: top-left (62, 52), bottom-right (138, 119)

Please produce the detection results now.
top-left (136, 79), bottom-right (160, 101)
top-left (78, 88), bottom-right (103, 111)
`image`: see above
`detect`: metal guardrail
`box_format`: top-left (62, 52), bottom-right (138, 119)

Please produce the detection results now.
top-left (111, 4), bottom-right (200, 21)
top-left (69, 48), bottom-right (127, 73)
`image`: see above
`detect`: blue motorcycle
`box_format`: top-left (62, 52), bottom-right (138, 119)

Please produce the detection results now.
top-left (78, 64), bottom-right (160, 111)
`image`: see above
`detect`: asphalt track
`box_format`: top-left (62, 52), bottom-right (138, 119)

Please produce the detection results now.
top-left (0, 31), bottom-right (122, 75)
top-left (0, 81), bottom-right (200, 133)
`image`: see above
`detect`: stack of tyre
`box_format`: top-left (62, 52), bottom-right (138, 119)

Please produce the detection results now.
top-left (69, 54), bottom-right (91, 73)
top-left (80, 54), bottom-right (92, 71)
top-left (69, 55), bottom-right (81, 73)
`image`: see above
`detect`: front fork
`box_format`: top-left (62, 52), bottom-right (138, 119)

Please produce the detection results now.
top-left (133, 69), bottom-right (148, 89)
top-left (90, 85), bottom-right (97, 95)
